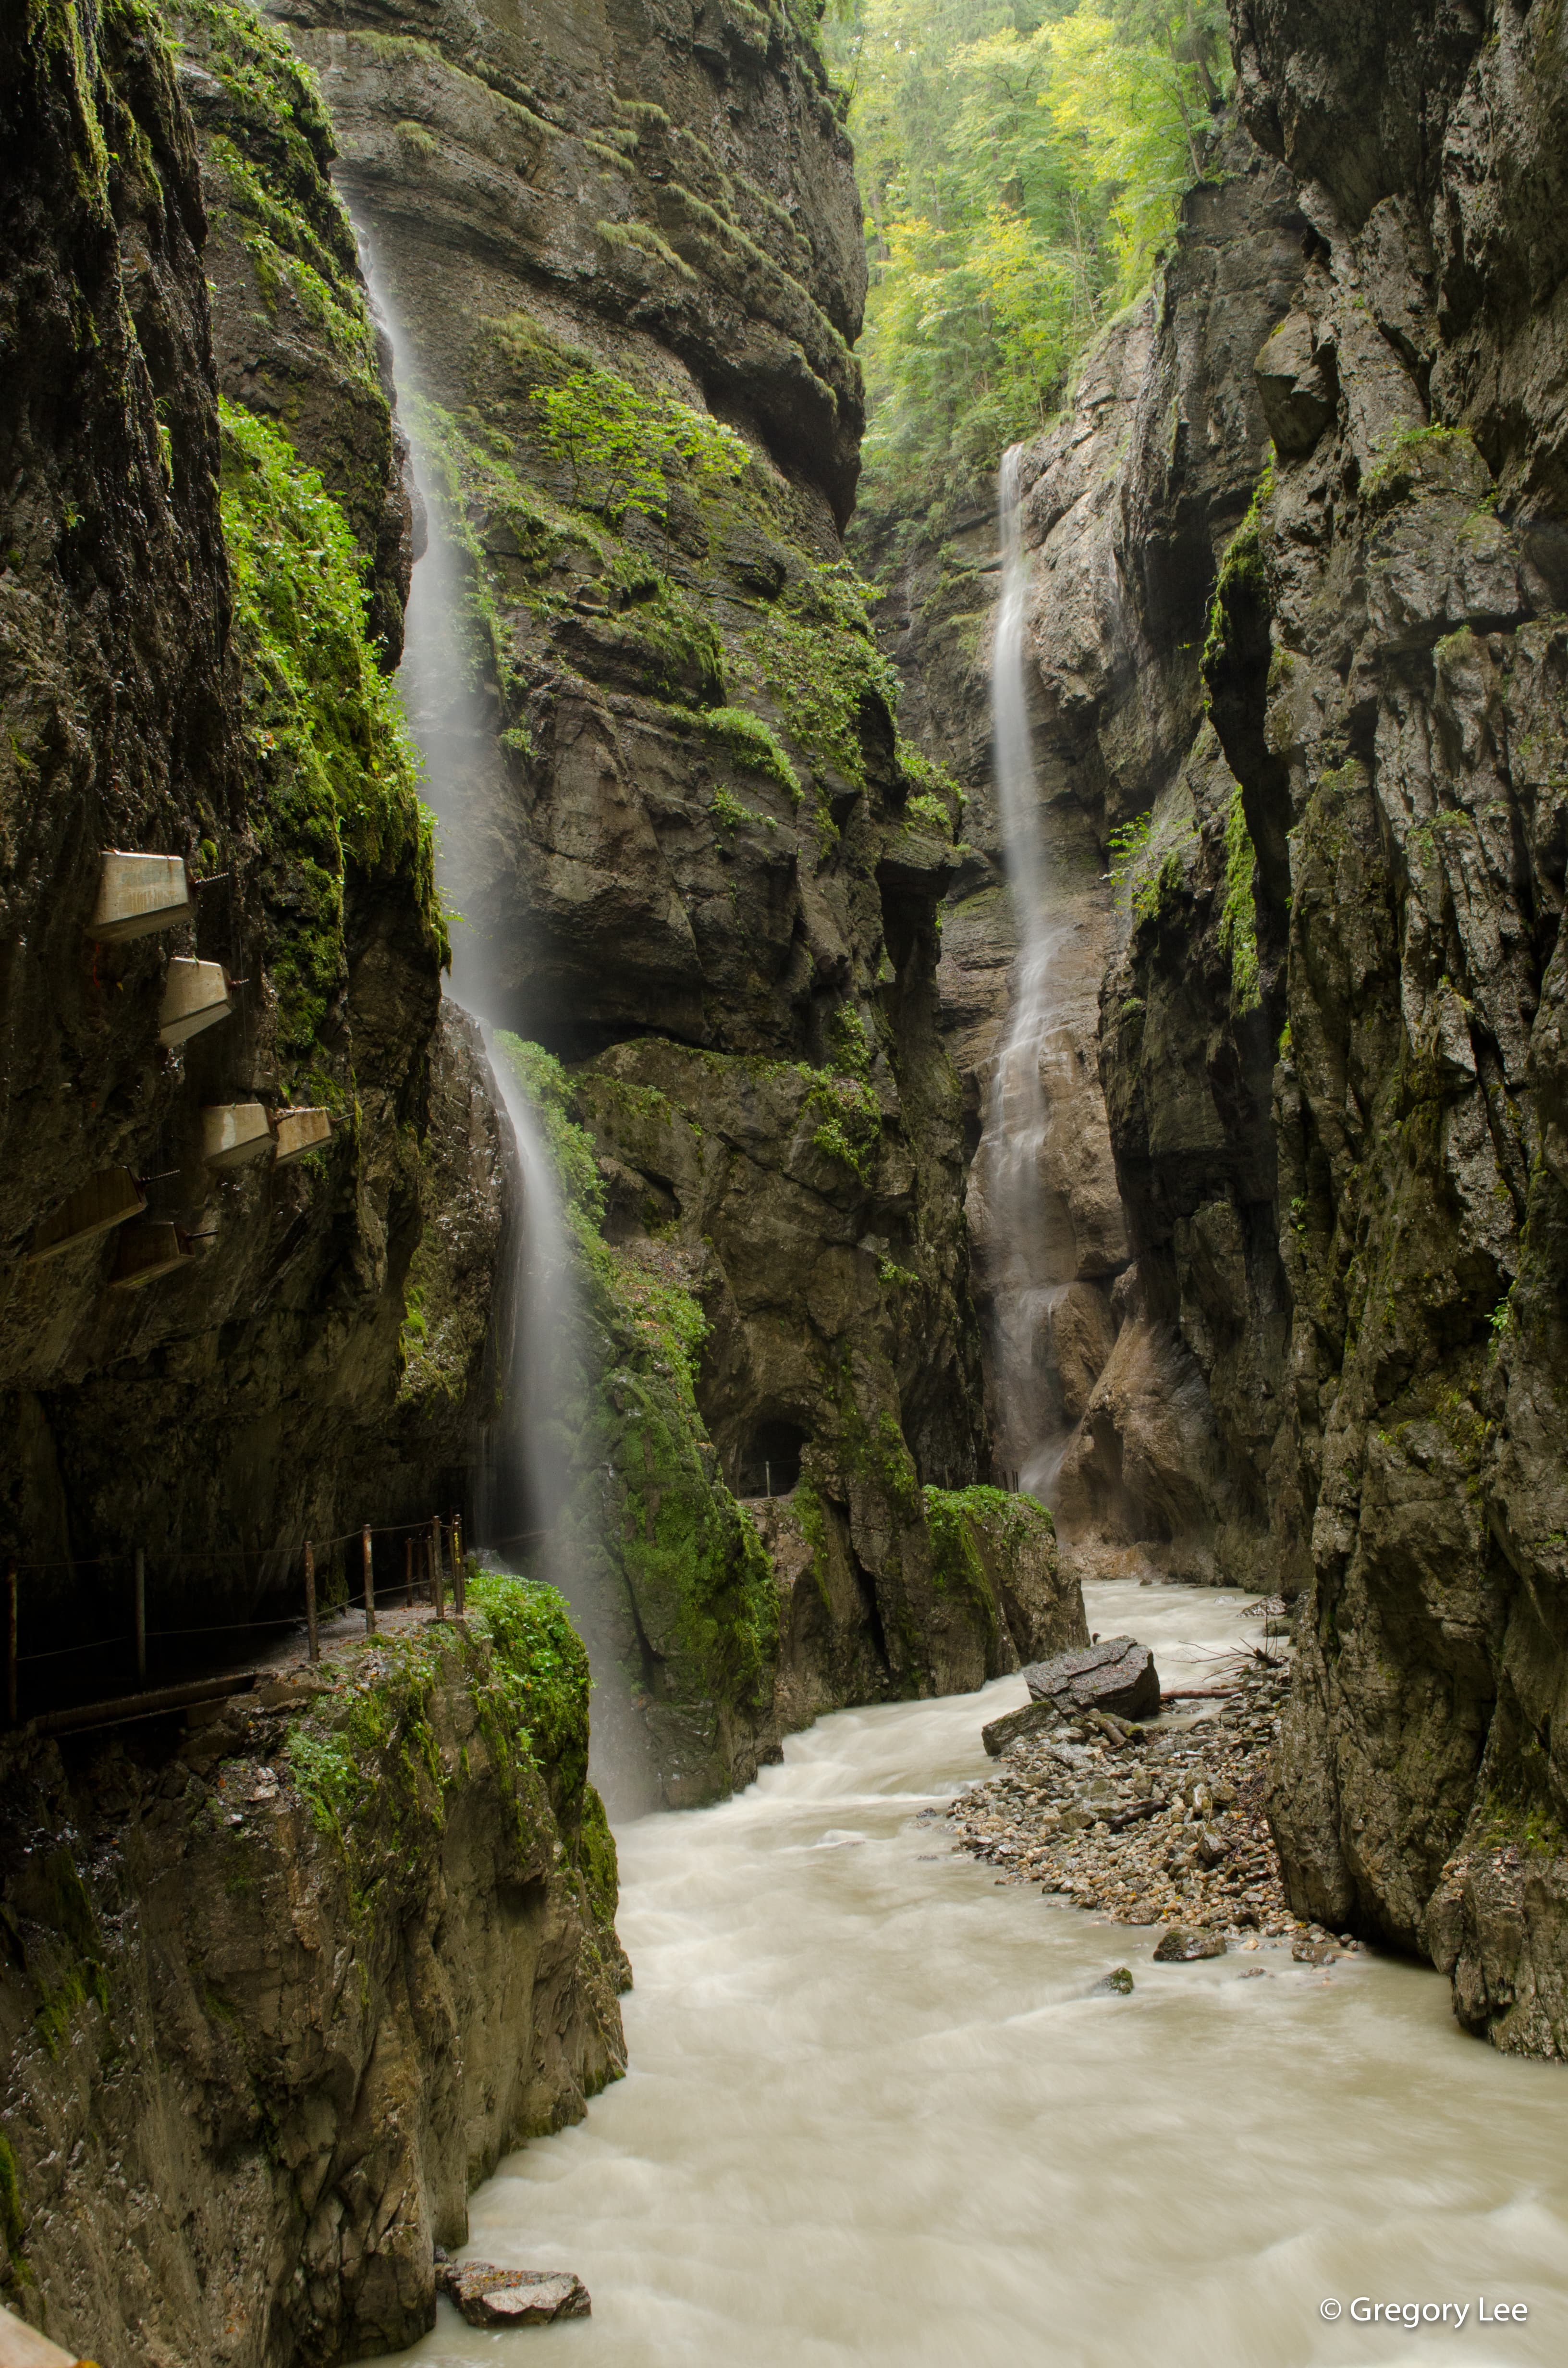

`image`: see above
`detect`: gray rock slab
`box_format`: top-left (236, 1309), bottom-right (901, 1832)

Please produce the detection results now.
top-left (1152, 1925), bottom-right (1227, 1962)
top-left (1021, 1637), bottom-right (1161, 1721)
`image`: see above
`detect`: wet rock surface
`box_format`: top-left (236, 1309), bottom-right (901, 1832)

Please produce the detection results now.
top-left (1022, 1638), bottom-right (1161, 1722)
top-left (437, 2262), bottom-right (591, 2327)
top-left (0, 1601), bottom-right (625, 2364)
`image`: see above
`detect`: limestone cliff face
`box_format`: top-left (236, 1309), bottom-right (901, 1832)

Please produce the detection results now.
top-left (260, 0), bottom-right (998, 1795)
top-left (0, 1), bottom-right (509, 1667)
top-left (0, 1582), bottom-right (626, 2365)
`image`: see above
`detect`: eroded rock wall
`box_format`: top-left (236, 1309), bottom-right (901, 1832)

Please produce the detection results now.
top-left (887, 1), bottom-right (1568, 2053)
top-left (0, 1582), bottom-right (626, 2365)
top-left (874, 125), bottom-right (1303, 1586)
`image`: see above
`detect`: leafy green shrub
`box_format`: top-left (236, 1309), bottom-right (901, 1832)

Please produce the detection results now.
top-left (531, 366), bottom-right (748, 529)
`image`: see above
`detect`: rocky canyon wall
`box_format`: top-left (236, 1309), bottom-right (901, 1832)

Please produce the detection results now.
top-left (885, 0), bottom-right (1568, 2056)
top-left (251, 0), bottom-right (1054, 1798)
top-left (0, 0), bottom-right (510, 1670)
top-left (0, 1577), bottom-right (626, 2366)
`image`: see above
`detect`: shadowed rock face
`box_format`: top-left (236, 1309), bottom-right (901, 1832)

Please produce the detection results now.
top-left (1219, 0), bottom-right (1568, 2054)
top-left (880, 4), bottom-right (1568, 2053)
top-left (0, 3), bottom-right (507, 1657)
top-left (0, 1608), bottom-right (626, 2366)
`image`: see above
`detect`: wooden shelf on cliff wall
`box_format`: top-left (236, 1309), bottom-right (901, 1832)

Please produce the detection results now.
top-left (26, 1166), bottom-right (146, 1262)
top-left (273, 1108), bottom-right (331, 1165)
top-left (88, 848), bottom-right (193, 942)
top-left (158, 957), bottom-right (232, 1048)
top-left (110, 1221), bottom-right (200, 1291)
top-left (0, 2298), bottom-right (91, 2368)
top-left (202, 1102), bottom-right (273, 1168)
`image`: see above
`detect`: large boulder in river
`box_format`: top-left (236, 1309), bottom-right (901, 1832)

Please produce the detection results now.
top-left (1022, 1637), bottom-right (1161, 1721)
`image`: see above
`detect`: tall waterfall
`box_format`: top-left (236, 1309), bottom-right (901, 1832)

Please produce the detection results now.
top-left (983, 446), bottom-right (1071, 1498)
top-left (356, 224), bottom-right (654, 1811)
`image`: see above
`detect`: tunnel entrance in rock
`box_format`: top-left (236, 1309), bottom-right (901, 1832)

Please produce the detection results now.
top-left (736, 1421), bottom-right (806, 1498)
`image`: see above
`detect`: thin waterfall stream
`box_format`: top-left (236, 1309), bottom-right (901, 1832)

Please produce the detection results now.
top-left (982, 446), bottom-right (1074, 1496)
top-left (359, 222), bottom-right (655, 1814)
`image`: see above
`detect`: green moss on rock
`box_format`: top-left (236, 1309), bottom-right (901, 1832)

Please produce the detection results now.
top-left (219, 398), bottom-right (445, 1065)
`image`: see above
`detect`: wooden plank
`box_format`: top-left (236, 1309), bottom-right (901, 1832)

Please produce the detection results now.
top-left (33, 1671), bottom-right (258, 1739)
top-left (0, 2298), bottom-right (90, 2367)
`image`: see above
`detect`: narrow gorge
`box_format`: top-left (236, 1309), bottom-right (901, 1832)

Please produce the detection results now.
top-left (2, 0), bottom-right (1567, 2362)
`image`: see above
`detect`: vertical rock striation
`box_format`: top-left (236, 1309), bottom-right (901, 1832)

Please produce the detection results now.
top-left (1217, 0), bottom-right (1568, 2055)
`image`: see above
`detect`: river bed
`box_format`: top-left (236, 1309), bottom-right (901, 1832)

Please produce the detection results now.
top-left (374, 1582), bottom-right (1568, 2366)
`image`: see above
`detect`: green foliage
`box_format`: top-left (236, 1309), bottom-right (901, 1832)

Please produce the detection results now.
top-left (826, 0), bottom-right (1231, 530)
top-left (925, 1481), bottom-right (1056, 1544)
top-left (709, 785), bottom-right (769, 836)
top-left (1201, 470), bottom-right (1272, 672)
top-left (219, 400), bottom-right (444, 1061)
top-left (468, 1569), bottom-right (592, 1807)
top-left (282, 1586), bottom-right (593, 1906)
top-left (809, 1073), bottom-right (882, 1179)
top-left (1106, 809), bottom-right (1152, 883)
top-left (28, 1854), bottom-right (109, 2061)
top-left (531, 365), bottom-right (749, 530)
top-left (748, 560), bottom-right (901, 789)
top-left (905, 790), bottom-right (952, 835)
top-left (168, 4), bottom-right (375, 379)
top-left (1219, 783), bottom-right (1261, 1011)
top-left (698, 704), bottom-right (802, 797)
top-left (0, 2132), bottom-right (25, 2270)
top-left (603, 557), bottom-right (728, 702)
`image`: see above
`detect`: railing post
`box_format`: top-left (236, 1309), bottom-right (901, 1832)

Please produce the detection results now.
top-left (362, 1523), bottom-right (376, 1635)
top-left (305, 1541), bottom-right (318, 1665)
top-left (4, 1558), bottom-right (16, 1727)
top-left (134, 1545), bottom-right (146, 1685)
top-left (431, 1513), bottom-right (445, 1621)
top-left (404, 1535), bottom-right (413, 1607)
top-left (453, 1515), bottom-right (465, 1618)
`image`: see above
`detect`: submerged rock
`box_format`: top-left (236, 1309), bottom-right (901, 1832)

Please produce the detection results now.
top-left (438, 2263), bottom-right (591, 2327)
top-left (1022, 1639), bottom-right (1161, 1722)
top-left (1153, 1927), bottom-right (1227, 1963)
top-left (1091, 1966), bottom-right (1135, 1996)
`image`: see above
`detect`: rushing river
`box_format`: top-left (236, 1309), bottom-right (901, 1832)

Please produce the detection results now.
top-left (377, 1582), bottom-right (1568, 2366)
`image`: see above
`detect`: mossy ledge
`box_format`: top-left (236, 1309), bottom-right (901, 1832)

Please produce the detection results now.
top-left (0, 1603), bottom-right (626, 2359)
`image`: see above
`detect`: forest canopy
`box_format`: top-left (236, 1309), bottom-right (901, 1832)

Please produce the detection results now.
top-left (824, 0), bottom-right (1232, 531)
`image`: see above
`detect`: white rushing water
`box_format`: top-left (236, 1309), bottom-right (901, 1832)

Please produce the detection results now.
top-left (368, 1580), bottom-right (1568, 2368)
top-left (983, 446), bottom-right (1074, 1495)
